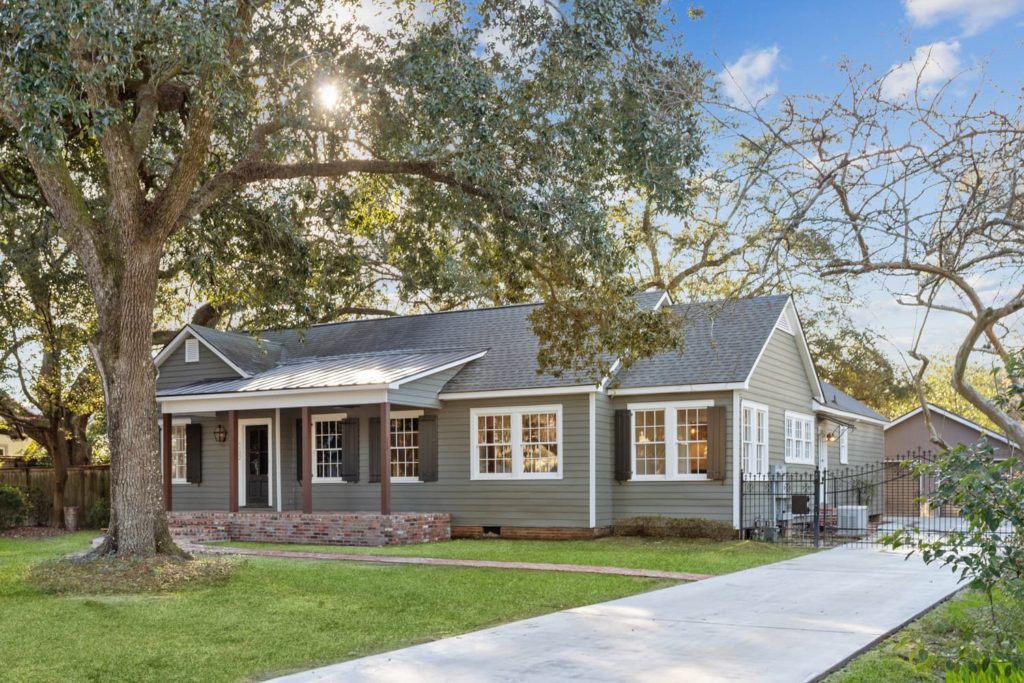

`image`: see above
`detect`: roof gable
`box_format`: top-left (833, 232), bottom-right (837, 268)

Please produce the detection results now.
top-left (886, 403), bottom-right (1010, 444)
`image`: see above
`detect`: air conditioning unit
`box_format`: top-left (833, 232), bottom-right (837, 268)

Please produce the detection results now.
top-left (837, 505), bottom-right (868, 537)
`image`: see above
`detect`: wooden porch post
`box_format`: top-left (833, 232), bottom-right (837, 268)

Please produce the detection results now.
top-left (228, 410), bottom-right (239, 513)
top-left (302, 406), bottom-right (313, 514)
top-left (161, 412), bottom-right (172, 511)
top-left (379, 401), bottom-right (391, 515)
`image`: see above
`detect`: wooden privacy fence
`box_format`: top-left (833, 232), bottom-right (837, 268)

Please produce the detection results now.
top-left (0, 466), bottom-right (110, 511)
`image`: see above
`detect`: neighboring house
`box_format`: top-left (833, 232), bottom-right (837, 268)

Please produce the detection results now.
top-left (155, 292), bottom-right (888, 539)
top-left (0, 433), bottom-right (30, 466)
top-left (885, 404), bottom-right (1021, 461)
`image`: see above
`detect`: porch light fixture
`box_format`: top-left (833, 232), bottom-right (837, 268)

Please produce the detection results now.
top-left (826, 432), bottom-right (838, 443)
top-left (214, 424), bottom-right (227, 443)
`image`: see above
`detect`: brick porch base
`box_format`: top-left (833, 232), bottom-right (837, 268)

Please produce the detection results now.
top-left (168, 511), bottom-right (450, 546)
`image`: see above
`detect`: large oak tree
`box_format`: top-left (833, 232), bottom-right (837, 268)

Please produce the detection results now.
top-left (0, 0), bottom-right (705, 556)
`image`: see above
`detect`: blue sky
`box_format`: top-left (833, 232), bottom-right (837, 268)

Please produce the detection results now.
top-left (665, 0), bottom-right (1024, 361)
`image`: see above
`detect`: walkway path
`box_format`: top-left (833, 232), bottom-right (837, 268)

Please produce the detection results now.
top-left (185, 542), bottom-right (713, 582)
top-left (268, 546), bottom-right (963, 683)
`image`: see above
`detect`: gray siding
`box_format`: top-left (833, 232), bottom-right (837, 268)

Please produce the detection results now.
top-left (594, 392), bottom-right (614, 527)
top-left (387, 365), bottom-right (464, 408)
top-left (167, 413), bottom-right (230, 511)
top-left (609, 391), bottom-right (735, 523)
top-left (157, 336), bottom-right (241, 391)
top-left (741, 327), bottom-right (819, 471)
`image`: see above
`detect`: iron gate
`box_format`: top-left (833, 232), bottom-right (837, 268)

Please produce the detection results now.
top-left (739, 449), bottom-right (941, 547)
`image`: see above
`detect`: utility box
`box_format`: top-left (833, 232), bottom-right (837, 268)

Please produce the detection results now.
top-left (837, 505), bottom-right (868, 537)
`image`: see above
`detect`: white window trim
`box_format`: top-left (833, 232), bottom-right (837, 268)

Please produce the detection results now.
top-left (236, 416), bottom-right (274, 507)
top-left (184, 338), bottom-right (200, 363)
top-left (784, 410), bottom-right (816, 465)
top-left (839, 429), bottom-right (849, 465)
top-left (170, 424), bottom-right (188, 484)
top-left (628, 400), bottom-right (715, 481)
top-left (470, 404), bottom-right (563, 480)
top-left (389, 411), bottom-right (424, 483)
top-left (741, 400), bottom-right (770, 478)
top-left (311, 412), bottom-right (349, 483)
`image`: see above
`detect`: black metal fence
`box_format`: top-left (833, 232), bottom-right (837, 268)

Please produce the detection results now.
top-left (739, 450), bottom-right (939, 547)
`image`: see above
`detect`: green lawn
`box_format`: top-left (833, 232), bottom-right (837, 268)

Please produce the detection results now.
top-left (827, 589), bottom-right (1024, 682)
top-left (214, 536), bottom-right (813, 575)
top-left (1, 533), bottom-right (672, 683)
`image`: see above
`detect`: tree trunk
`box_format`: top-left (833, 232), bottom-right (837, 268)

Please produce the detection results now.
top-left (50, 436), bottom-right (68, 528)
top-left (91, 246), bottom-right (184, 558)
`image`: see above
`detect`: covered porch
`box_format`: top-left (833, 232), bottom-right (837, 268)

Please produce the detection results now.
top-left (157, 348), bottom-right (484, 545)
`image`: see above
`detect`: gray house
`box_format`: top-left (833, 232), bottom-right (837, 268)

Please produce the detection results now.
top-left (156, 292), bottom-right (887, 544)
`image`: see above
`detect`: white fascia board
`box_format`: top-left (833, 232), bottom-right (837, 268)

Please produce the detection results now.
top-left (153, 326), bottom-right (250, 378)
top-left (588, 392), bottom-right (597, 529)
top-left (390, 351), bottom-right (488, 387)
top-left (743, 298), bottom-right (824, 404)
top-left (438, 385), bottom-right (598, 400)
top-left (609, 382), bottom-right (746, 396)
top-left (885, 404), bottom-right (1010, 444)
top-left (160, 387), bottom-right (388, 413)
top-left (654, 291), bottom-right (673, 308)
top-left (812, 402), bottom-right (890, 428)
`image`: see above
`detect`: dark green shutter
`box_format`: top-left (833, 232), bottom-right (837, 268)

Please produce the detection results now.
top-left (342, 417), bottom-right (360, 482)
top-left (418, 415), bottom-right (438, 482)
top-left (368, 417), bottom-right (381, 483)
top-left (707, 406), bottom-right (727, 482)
top-left (614, 409), bottom-right (632, 482)
top-left (295, 418), bottom-right (303, 482)
top-left (185, 424), bottom-right (202, 484)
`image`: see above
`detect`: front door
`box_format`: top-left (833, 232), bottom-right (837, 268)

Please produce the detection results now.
top-left (245, 425), bottom-right (269, 507)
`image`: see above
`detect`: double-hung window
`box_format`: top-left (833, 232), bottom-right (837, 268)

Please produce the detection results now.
top-left (390, 413), bottom-right (420, 481)
top-left (312, 414), bottom-right (346, 481)
top-left (170, 424), bottom-right (188, 483)
top-left (471, 405), bottom-right (562, 479)
top-left (785, 411), bottom-right (815, 465)
top-left (630, 401), bottom-right (713, 480)
top-left (741, 402), bottom-right (769, 477)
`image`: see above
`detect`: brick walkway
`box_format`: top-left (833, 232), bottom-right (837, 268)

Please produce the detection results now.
top-left (183, 542), bottom-right (712, 582)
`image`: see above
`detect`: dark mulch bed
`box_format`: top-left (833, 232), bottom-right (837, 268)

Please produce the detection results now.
top-left (0, 526), bottom-right (69, 539)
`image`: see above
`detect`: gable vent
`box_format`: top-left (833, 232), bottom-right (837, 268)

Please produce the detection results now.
top-left (184, 338), bottom-right (200, 363)
top-left (775, 311), bottom-right (794, 335)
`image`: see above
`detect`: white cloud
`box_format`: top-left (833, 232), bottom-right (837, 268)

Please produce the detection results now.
top-left (880, 40), bottom-right (961, 100)
top-left (904, 0), bottom-right (1024, 35)
top-left (718, 46), bottom-right (780, 108)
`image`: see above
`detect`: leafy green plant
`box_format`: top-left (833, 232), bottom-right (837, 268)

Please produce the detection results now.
top-left (0, 484), bottom-right (29, 528)
top-left (83, 498), bottom-right (110, 530)
top-left (610, 516), bottom-right (736, 541)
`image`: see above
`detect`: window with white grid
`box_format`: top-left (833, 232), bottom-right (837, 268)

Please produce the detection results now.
top-left (634, 409), bottom-right (666, 476)
top-left (676, 408), bottom-right (708, 475)
top-left (313, 416), bottom-right (345, 481)
top-left (471, 406), bottom-right (562, 479)
top-left (785, 412), bottom-right (815, 465)
top-left (476, 414), bottom-right (512, 475)
top-left (741, 402), bottom-right (768, 477)
top-left (390, 417), bottom-right (420, 479)
top-left (171, 425), bottom-right (188, 482)
top-left (522, 412), bottom-right (559, 474)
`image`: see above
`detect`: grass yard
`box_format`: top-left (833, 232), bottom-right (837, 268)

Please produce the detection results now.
top-left (215, 536), bottom-right (814, 576)
top-left (1, 533), bottom-right (673, 683)
top-left (827, 589), bottom-right (1024, 682)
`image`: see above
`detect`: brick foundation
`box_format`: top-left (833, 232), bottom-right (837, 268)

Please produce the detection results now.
top-left (451, 525), bottom-right (611, 540)
top-left (169, 511), bottom-right (450, 546)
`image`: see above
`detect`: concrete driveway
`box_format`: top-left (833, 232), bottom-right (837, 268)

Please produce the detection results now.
top-left (271, 546), bottom-right (962, 683)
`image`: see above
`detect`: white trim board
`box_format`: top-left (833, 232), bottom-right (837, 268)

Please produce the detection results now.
top-left (469, 404), bottom-right (564, 481)
top-left (160, 387), bottom-right (388, 414)
top-left (609, 382), bottom-right (745, 396)
top-left (742, 298), bottom-right (825, 404)
top-left (812, 402), bottom-right (890, 427)
top-left (390, 351), bottom-right (488, 387)
top-left (885, 404), bottom-right (1011, 444)
top-left (237, 417), bottom-right (274, 509)
top-left (439, 385), bottom-right (597, 401)
top-left (588, 393), bottom-right (597, 529)
top-left (153, 326), bottom-right (250, 378)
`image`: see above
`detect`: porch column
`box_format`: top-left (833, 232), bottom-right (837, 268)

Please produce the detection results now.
top-left (302, 406), bottom-right (313, 514)
top-left (228, 410), bottom-right (239, 513)
top-left (379, 401), bottom-right (391, 515)
top-left (162, 412), bottom-right (172, 511)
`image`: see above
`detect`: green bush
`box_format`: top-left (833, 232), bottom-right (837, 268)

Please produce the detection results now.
top-left (22, 487), bottom-right (49, 526)
top-left (0, 484), bottom-right (29, 528)
top-left (610, 516), bottom-right (736, 541)
top-left (84, 497), bottom-right (110, 529)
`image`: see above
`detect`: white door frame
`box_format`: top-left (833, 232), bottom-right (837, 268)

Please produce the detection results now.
top-left (237, 417), bottom-right (274, 508)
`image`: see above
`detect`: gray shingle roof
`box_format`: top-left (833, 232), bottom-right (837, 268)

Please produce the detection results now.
top-left (818, 380), bottom-right (889, 423)
top-left (158, 349), bottom-right (483, 397)
top-left (614, 295), bottom-right (791, 388)
top-left (160, 291), bottom-right (800, 396)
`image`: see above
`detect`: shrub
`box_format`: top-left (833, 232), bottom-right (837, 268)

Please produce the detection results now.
top-left (0, 484), bottom-right (29, 528)
top-left (22, 487), bottom-right (49, 526)
top-left (611, 516), bottom-right (736, 541)
top-left (84, 497), bottom-right (110, 529)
